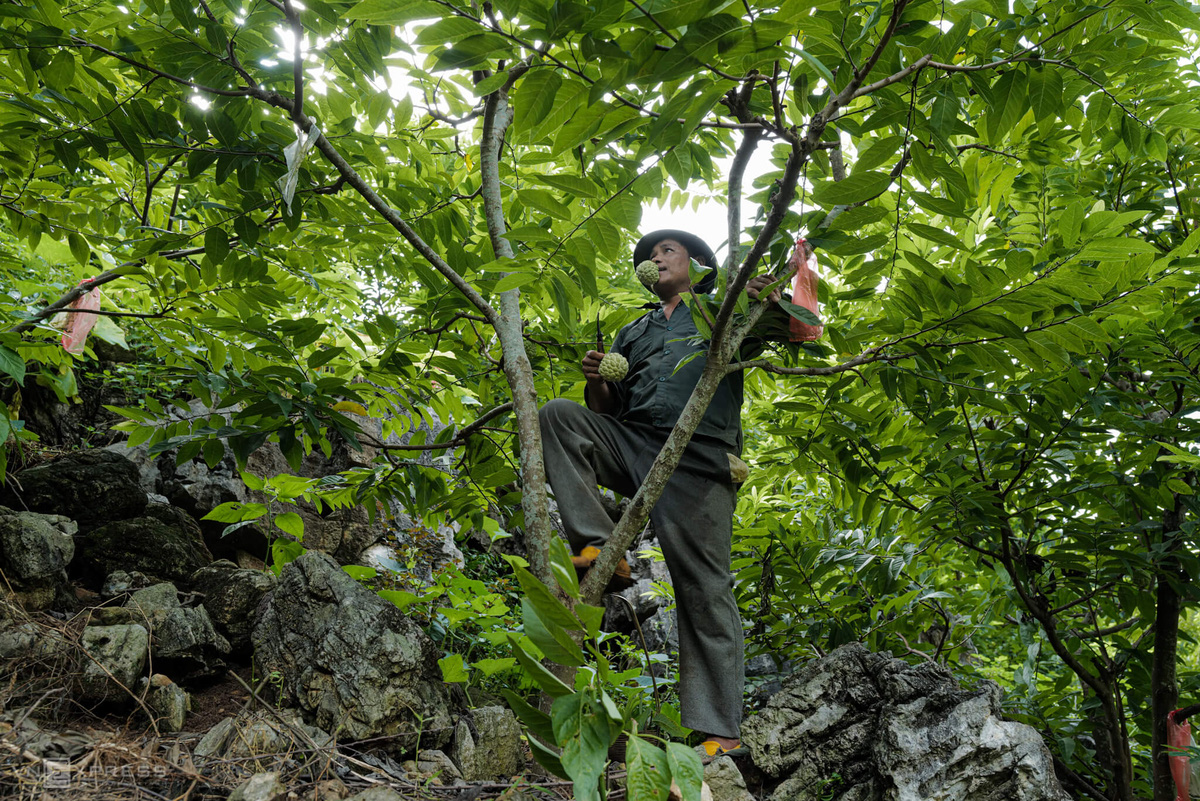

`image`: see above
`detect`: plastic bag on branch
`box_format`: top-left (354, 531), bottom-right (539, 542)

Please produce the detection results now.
top-left (787, 237), bottom-right (823, 342)
top-left (1167, 709), bottom-right (1191, 801)
top-left (56, 283), bottom-right (102, 354)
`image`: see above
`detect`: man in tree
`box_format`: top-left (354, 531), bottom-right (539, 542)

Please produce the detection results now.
top-left (539, 229), bottom-right (781, 757)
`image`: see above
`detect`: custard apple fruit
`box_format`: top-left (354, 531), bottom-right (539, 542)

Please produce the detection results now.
top-left (636, 259), bottom-right (659, 289)
top-left (598, 352), bottom-right (629, 381)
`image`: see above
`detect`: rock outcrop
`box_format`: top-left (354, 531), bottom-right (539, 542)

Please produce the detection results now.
top-left (252, 552), bottom-right (455, 752)
top-left (0, 450), bottom-right (146, 530)
top-left (75, 514), bottom-right (213, 588)
top-left (0, 506), bottom-right (77, 610)
top-left (742, 643), bottom-right (1071, 801)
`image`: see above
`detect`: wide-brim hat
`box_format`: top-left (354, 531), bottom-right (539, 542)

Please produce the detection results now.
top-left (632, 230), bottom-right (717, 294)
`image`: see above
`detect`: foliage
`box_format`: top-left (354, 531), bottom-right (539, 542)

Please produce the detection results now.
top-left (2, 0), bottom-right (1200, 798)
top-left (502, 539), bottom-right (702, 800)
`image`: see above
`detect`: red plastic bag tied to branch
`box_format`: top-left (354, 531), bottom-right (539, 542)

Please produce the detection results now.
top-left (59, 283), bottom-right (101, 354)
top-left (787, 237), bottom-right (823, 342)
top-left (1168, 709), bottom-right (1191, 801)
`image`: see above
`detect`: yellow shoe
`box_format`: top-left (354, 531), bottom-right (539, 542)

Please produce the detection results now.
top-left (697, 739), bottom-right (749, 761)
top-left (571, 546), bottom-right (634, 591)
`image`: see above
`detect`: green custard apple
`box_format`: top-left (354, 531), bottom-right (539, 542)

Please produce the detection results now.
top-left (635, 259), bottom-right (659, 289)
top-left (598, 352), bottom-right (629, 381)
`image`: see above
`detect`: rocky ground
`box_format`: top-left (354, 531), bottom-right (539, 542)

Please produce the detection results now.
top-left (0, 427), bottom-right (1076, 800)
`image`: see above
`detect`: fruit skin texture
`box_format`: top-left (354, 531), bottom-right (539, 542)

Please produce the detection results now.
top-left (636, 259), bottom-right (659, 289)
top-left (598, 352), bottom-right (629, 381)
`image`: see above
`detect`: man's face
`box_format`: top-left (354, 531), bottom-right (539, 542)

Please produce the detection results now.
top-left (648, 238), bottom-right (700, 298)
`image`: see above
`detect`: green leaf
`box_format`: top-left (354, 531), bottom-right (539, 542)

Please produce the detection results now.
top-left (812, 171), bottom-right (893, 206)
top-left (985, 70), bottom-right (1027, 142)
top-left (1059, 200), bottom-right (1086, 247)
top-left (908, 223), bottom-right (966, 250)
top-left (1078, 238), bottom-right (1159, 260)
top-left (513, 564), bottom-right (584, 631)
top-left (549, 536), bottom-right (581, 599)
top-left (508, 634), bottom-right (575, 697)
top-left (203, 501), bottom-right (268, 523)
top-left (472, 657), bottom-right (516, 676)
top-left (0, 347), bottom-right (26, 385)
top-left (523, 598), bottom-right (586, 666)
top-left (529, 734), bottom-right (571, 780)
top-left (626, 736), bottom-right (671, 801)
top-left (502, 688), bottom-right (558, 744)
top-left (205, 228), bottom-right (230, 264)
top-left (494, 272), bottom-right (538, 293)
top-left (1026, 66), bottom-right (1063, 122)
top-left (68, 233), bottom-right (90, 266)
top-left (664, 742), bottom-right (704, 801)
top-left (795, 46), bottom-right (835, 85)
top-left (514, 70), bottom-right (563, 138)
top-left (345, 0), bottom-right (444, 25)
top-left (438, 653), bottom-right (470, 683)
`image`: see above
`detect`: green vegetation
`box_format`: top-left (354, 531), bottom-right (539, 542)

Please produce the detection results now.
top-left (2, 0), bottom-right (1199, 798)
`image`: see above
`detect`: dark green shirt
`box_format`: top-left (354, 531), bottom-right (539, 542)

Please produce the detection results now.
top-left (607, 303), bottom-right (744, 450)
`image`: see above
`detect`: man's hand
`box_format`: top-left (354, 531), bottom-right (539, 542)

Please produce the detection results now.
top-left (582, 350), bottom-right (607, 383)
top-left (582, 350), bottom-right (617, 415)
top-left (745, 275), bottom-right (782, 304)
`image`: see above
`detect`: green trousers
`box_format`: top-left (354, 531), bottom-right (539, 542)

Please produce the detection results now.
top-left (538, 398), bottom-right (744, 738)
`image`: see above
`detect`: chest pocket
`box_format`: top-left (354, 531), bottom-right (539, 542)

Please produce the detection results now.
top-left (616, 315), bottom-right (653, 367)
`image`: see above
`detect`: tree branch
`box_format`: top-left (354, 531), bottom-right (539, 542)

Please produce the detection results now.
top-left (479, 66), bottom-right (555, 584)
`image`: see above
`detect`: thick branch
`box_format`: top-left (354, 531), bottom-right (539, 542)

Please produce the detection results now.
top-left (725, 127), bottom-right (763, 272)
top-left (479, 70), bottom-right (555, 585)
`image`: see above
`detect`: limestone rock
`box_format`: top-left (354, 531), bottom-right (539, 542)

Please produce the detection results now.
top-left (190, 560), bottom-right (276, 654)
top-left (77, 624), bottom-right (149, 704)
top-left (0, 450), bottom-right (146, 531)
top-left (196, 710), bottom-right (332, 764)
top-left (0, 621), bottom-right (68, 660)
top-left (228, 771), bottom-right (285, 801)
top-left (742, 643), bottom-right (1070, 801)
top-left (101, 570), bottom-right (154, 599)
top-left (450, 706), bottom-right (523, 781)
top-left (252, 552), bottom-right (455, 752)
top-left (75, 515), bottom-right (213, 588)
top-left (141, 673), bottom-right (189, 733)
top-left (703, 756), bottom-right (754, 801)
top-left (0, 507), bottom-right (77, 610)
top-left (126, 583), bottom-right (229, 678)
top-left (404, 749), bottom-right (463, 785)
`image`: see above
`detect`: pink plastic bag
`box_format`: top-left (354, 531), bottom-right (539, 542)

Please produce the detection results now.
top-left (787, 238), bottom-right (822, 342)
top-left (1168, 709), bottom-right (1191, 801)
top-left (60, 283), bottom-right (101, 354)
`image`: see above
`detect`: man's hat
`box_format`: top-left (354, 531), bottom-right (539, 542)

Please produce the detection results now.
top-left (632, 229), bottom-right (718, 293)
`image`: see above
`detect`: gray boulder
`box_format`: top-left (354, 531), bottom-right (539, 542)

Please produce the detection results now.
top-left (126, 583), bottom-right (229, 678)
top-left (0, 506), bottom-right (77, 610)
top-left (196, 709), bottom-right (332, 767)
top-left (404, 749), bottom-right (464, 785)
top-left (0, 450), bottom-right (146, 531)
top-left (703, 756), bottom-right (755, 801)
top-left (190, 560), bottom-right (276, 654)
top-left (77, 623), bottom-right (149, 704)
top-left (75, 513), bottom-right (213, 588)
top-left (252, 552), bottom-right (455, 752)
top-left (140, 673), bottom-right (189, 732)
top-left (450, 705), bottom-right (523, 781)
top-left (742, 643), bottom-right (1070, 801)
top-left (228, 772), bottom-right (286, 801)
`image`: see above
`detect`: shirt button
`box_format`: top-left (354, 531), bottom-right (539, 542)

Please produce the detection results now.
top-left (659, 377), bottom-right (666, 382)
top-left (666, 326), bottom-right (673, 331)
top-left (664, 349), bottom-right (671, 355)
